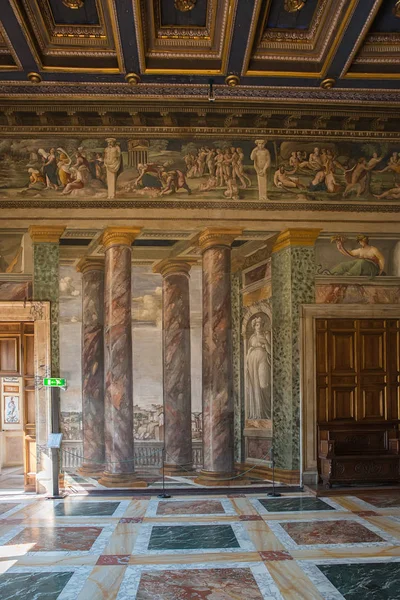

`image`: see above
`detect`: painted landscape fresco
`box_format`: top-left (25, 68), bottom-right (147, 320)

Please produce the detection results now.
top-left (0, 138), bottom-right (399, 203)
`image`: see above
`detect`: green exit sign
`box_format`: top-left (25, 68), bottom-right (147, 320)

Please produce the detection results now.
top-left (43, 378), bottom-right (67, 388)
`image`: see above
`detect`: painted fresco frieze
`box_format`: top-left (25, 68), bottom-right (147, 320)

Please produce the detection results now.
top-left (1, 137), bottom-right (400, 208)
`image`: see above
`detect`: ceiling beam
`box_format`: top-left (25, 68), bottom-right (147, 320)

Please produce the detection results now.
top-left (3, 0), bottom-right (39, 73)
top-left (325, 0), bottom-right (383, 80)
top-left (113, 0), bottom-right (140, 76)
top-left (226, 0), bottom-right (256, 78)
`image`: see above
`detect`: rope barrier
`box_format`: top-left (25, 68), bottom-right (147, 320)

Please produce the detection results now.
top-left (61, 446), bottom-right (274, 483)
top-left (61, 446), bottom-right (164, 465)
top-left (165, 449), bottom-right (273, 482)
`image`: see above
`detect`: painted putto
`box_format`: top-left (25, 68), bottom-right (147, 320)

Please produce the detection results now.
top-left (0, 138), bottom-right (399, 204)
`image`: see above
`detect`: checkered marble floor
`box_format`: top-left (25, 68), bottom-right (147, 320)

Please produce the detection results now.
top-left (0, 491), bottom-right (399, 599)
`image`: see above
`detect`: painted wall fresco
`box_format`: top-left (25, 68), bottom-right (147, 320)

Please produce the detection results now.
top-left (58, 264), bottom-right (203, 443)
top-left (0, 138), bottom-right (400, 204)
top-left (316, 235), bottom-right (400, 277)
top-left (315, 235), bottom-right (400, 304)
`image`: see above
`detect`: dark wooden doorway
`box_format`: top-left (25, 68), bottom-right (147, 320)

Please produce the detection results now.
top-left (0, 322), bottom-right (36, 492)
top-left (316, 318), bottom-right (400, 487)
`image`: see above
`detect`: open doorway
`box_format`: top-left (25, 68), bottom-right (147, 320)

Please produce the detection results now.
top-left (0, 321), bottom-right (35, 494)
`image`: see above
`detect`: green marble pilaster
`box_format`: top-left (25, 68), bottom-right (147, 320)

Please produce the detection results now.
top-left (271, 229), bottom-right (320, 471)
top-left (30, 227), bottom-right (65, 379)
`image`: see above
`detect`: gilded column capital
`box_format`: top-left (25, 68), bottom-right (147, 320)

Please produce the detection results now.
top-left (76, 256), bottom-right (105, 274)
top-left (272, 228), bottom-right (322, 253)
top-left (153, 258), bottom-right (197, 278)
top-left (198, 228), bottom-right (243, 253)
top-left (101, 227), bottom-right (141, 250)
top-left (29, 226), bottom-right (66, 243)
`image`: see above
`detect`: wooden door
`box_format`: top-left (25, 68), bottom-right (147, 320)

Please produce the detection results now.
top-left (316, 319), bottom-right (400, 427)
top-left (22, 323), bottom-right (36, 492)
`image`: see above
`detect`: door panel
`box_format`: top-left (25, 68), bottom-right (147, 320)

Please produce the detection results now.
top-left (317, 318), bottom-right (400, 426)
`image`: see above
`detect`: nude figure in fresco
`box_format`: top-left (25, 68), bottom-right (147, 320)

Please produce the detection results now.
top-left (246, 316), bottom-right (272, 420)
top-left (251, 140), bottom-right (271, 200)
top-left (331, 235), bottom-right (385, 277)
top-left (104, 137), bottom-right (122, 199)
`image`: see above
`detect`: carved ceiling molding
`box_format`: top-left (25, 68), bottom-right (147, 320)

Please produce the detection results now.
top-left (0, 102), bottom-right (396, 120)
top-left (132, 0), bottom-right (236, 74)
top-left (10, 0), bottom-right (124, 72)
top-left (0, 20), bottom-right (22, 70)
top-left (1, 82), bottom-right (400, 105)
top-left (243, 0), bottom-right (357, 77)
top-left (0, 125), bottom-right (399, 142)
top-left (1, 198), bottom-right (400, 214)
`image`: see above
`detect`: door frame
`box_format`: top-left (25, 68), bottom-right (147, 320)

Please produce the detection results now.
top-left (0, 301), bottom-right (52, 494)
top-left (300, 304), bottom-right (400, 486)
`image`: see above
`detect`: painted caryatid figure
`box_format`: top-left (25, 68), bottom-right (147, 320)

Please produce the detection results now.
top-left (250, 140), bottom-right (271, 200)
top-left (246, 315), bottom-right (272, 420)
top-left (104, 138), bottom-right (121, 199)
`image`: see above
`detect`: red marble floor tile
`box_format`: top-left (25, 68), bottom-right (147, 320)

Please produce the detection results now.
top-left (5, 526), bottom-right (103, 552)
top-left (357, 493), bottom-right (400, 508)
top-left (96, 554), bottom-right (131, 565)
top-left (259, 550), bottom-right (293, 561)
top-left (281, 520), bottom-right (384, 545)
top-left (239, 515), bottom-right (263, 521)
top-left (135, 568), bottom-right (264, 600)
top-left (157, 500), bottom-right (225, 516)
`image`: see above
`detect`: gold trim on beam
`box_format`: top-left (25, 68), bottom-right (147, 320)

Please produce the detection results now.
top-left (340, 0), bottom-right (384, 78)
top-left (344, 72), bottom-right (400, 80)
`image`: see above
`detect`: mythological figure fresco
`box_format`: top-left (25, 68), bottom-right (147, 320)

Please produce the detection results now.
top-left (0, 137), bottom-right (399, 204)
top-left (246, 314), bottom-right (272, 423)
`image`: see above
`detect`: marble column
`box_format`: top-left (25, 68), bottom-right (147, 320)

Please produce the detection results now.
top-left (77, 257), bottom-right (105, 477)
top-left (195, 228), bottom-right (243, 485)
top-left (271, 229), bottom-right (321, 473)
top-left (98, 227), bottom-right (146, 488)
top-left (154, 259), bottom-right (194, 475)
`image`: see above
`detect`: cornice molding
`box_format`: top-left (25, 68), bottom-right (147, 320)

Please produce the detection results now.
top-left (272, 228), bottom-right (322, 253)
top-left (29, 225), bottom-right (66, 243)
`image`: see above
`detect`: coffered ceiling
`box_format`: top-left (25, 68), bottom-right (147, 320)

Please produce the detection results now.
top-left (1, 0), bottom-right (400, 107)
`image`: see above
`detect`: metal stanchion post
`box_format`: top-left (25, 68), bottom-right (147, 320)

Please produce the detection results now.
top-left (158, 447), bottom-right (171, 499)
top-left (267, 446), bottom-right (282, 498)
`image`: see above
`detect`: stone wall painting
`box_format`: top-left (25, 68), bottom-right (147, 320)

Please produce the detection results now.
top-left (0, 232), bottom-right (24, 273)
top-left (316, 235), bottom-right (400, 277)
top-left (4, 395), bottom-right (20, 424)
top-left (59, 265), bottom-right (83, 415)
top-left (132, 265), bottom-right (202, 441)
top-left (0, 138), bottom-right (400, 206)
top-left (244, 311), bottom-right (272, 430)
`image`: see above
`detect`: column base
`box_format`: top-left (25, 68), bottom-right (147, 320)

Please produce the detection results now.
top-left (160, 463), bottom-right (195, 477)
top-left (78, 464), bottom-right (105, 478)
top-left (98, 472), bottom-right (147, 488)
top-left (194, 469), bottom-right (249, 487)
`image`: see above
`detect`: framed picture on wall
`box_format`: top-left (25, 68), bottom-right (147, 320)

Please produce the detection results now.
top-left (4, 395), bottom-right (20, 424)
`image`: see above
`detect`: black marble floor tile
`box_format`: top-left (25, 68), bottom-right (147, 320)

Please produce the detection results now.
top-left (258, 497), bottom-right (335, 512)
top-left (0, 572), bottom-right (73, 600)
top-left (53, 501), bottom-right (120, 517)
top-left (319, 562), bottom-right (400, 599)
top-left (148, 524), bottom-right (240, 551)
